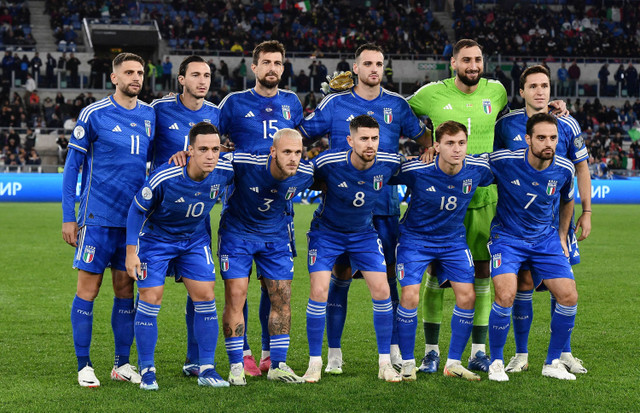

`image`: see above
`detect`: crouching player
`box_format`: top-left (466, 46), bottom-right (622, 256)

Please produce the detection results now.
top-left (125, 122), bottom-right (234, 390)
top-left (487, 113), bottom-right (578, 381)
top-left (391, 121), bottom-right (493, 381)
top-left (303, 115), bottom-right (403, 383)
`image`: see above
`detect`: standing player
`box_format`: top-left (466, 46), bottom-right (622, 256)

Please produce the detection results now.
top-left (299, 43), bottom-right (429, 372)
top-left (494, 65), bottom-right (591, 374)
top-left (408, 39), bottom-right (508, 373)
top-left (487, 113), bottom-right (578, 381)
top-left (303, 115), bottom-right (403, 383)
top-left (125, 123), bottom-right (233, 390)
top-left (219, 129), bottom-right (313, 385)
top-left (217, 40), bottom-right (304, 376)
top-left (61, 53), bottom-right (155, 387)
top-left (390, 121), bottom-right (493, 382)
top-left (150, 55), bottom-right (221, 377)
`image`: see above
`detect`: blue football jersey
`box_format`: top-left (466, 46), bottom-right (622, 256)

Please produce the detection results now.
top-left (494, 109), bottom-right (588, 164)
top-left (150, 94), bottom-right (220, 170)
top-left (489, 149), bottom-right (575, 240)
top-left (389, 156), bottom-right (493, 244)
top-left (218, 88), bottom-right (303, 153)
top-left (310, 149), bottom-right (402, 233)
top-left (299, 88), bottom-right (425, 216)
top-left (64, 96), bottom-right (155, 227)
top-left (129, 159), bottom-right (234, 242)
top-left (219, 152), bottom-right (314, 241)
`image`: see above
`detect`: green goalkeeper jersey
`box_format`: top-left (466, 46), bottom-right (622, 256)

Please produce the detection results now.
top-left (408, 77), bottom-right (508, 208)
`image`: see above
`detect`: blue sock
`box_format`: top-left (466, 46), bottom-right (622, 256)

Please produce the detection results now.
top-left (242, 300), bottom-right (250, 352)
top-left (326, 274), bottom-right (350, 348)
top-left (547, 303), bottom-right (577, 364)
top-left (112, 297), bottom-right (135, 367)
top-left (513, 290), bottom-right (534, 354)
top-left (71, 295), bottom-right (93, 371)
top-left (388, 276), bottom-right (400, 346)
top-left (372, 297), bottom-right (393, 355)
top-left (550, 292), bottom-right (572, 353)
top-left (225, 336), bottom-right (244, 365)
top-left (396, 305), bottom-right (418, 361)
top-left (270, 334), bottom-right (290, 367)
top-left (449, 306), bottom-right (474, 361)
top-left (185, 295), bottom-right (198, 364)
top-left (306, 299), bottom-right (327, 357)
top-left (193, 300), bottom-right (218, 367)
top-left (259, 287), bottom-right (271, 352)
top-left (488, 302), bottom-right (512, 363)
top-left (135, 300), bottom-right (160, 370)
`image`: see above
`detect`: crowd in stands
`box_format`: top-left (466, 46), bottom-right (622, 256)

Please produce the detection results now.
top-left (0, 1), bottom-right (34, 48)
top-left (455, 3), bottom-right (640, 57)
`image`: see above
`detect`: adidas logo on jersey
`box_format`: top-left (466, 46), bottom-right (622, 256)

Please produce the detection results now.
top-left (443, 104), bottom-right (453, 110)
top-left (573, 250), bottom-right (579, 258)
top-left (169, 123), bottom-right (179, 130)
top-left (245, 111), bottom-right (255, 118)
top-left (250, 187), bottom-right (259, 193)
top-left (346, 115), bottom-right (354, 122)
top-left (511, 179), bottom-right (521, 186)
top-left (112, 125), bottom-right (122, 132)
top-left (338, 182), bottom-right (348, 188)
top-left (175, 197), bottom-right (185, 203)
top-left (426, 186), bottom-right (436, 192)
top-left (513, 134), bottom-right (523, 141)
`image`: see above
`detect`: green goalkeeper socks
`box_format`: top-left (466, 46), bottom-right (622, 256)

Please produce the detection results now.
top-left (421, 273), bottom-right (443, 345)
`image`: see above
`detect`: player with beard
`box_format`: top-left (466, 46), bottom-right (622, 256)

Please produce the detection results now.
top-left (217, 41), bottom-right (304, 376)
top-left (407, 39), bottom-right (508, 374)
top-left (150, 56), bottom-right (221, 377)
top-left (487, 113), bottom-right (578, 382)
top-left (62, 53), bottom-right (155, 387)
top-left (299, 43), bottom-right (428, 374)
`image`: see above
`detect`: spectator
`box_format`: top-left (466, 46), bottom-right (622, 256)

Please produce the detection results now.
top-left (598, 63), bottom-right (610, 96)
top-left (493, 65), bottom-right (509, 91)
top-left (2, 51), bottom-right (14, 81)
top-left (30, 52), bottom-right (42, 81)
top-left (316, 61), bottom-right (328, 91)
top-left (385, 59), bottom-right (393, 85)
top-left (614, 64), bottom-right (625, 94)
top-left (625, 62), bottom-right (638, 98)
top-left (219, 60), bottom-right (229, 83)
top-left (296, 69), bottom-right (310, 93)
top-left (57, 52), bottom-right (67, 81)
top-left (19, 54), bottom-right (29, 83)
top-left (336, 57), bottom-right (350, 73)
top-left (442, 39), bottom-right (453, 57)
top-left (280, 58), bottom-right (293, 88)
top-left (66, 53), bottom-right (81, 88)
top-left (25, 147), bottom-right (41, 166)
top-left (568, 60), bottom-right (581, 96)
top-left (161, 56), bottom-right (173, 90)
top-left (45, 53), bottom-right (56, 88)
top-left (557, 62), bottom-right (569, 96)
top-left (511, 60), bottom-right (523, 94)
top-left (24, 73), bottom-right (36, 101)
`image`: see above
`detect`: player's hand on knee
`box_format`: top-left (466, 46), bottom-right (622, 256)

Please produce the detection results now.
top-left (575, 212), bottom-right (591, 241)
top-left (168, 150), bottom-right (188, 166)
top-left (419, 146), bottom-right (435, 164)
top-left (62, 221), bottom-right (78, 247)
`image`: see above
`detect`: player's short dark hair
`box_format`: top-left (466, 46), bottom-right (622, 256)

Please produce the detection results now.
top-left (349, 114), bottom-right (379, 133)
top-left (519, 65), bottom-right (550, 90)
top-left (112, 52), bottom-right (145, 71)
top-left (355, 43), bottom-right (384, 60)
top-left (526, 113), bottom-right (557, 137)
top-left (453, 39), bottom-right (483, 56)
top-left (179, 55), bottom-right (208, 77)
top-left (435, 120), bottom-right (468, 142)
top-left (252, 40), bottom-right (285, 65)
top-left (189, 122), bottom-right (219, 146)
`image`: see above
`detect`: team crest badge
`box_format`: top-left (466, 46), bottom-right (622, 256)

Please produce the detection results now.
top-left (285, 187), bottom-right (297, 200)
top-left (82, 245), bottom-right (96, 263)
top-left (210, 184), bottom-right (220, 199)
top-left (308, 249), bottom-right (317, 266)
top-left (384, 108), bottom-right (393, 124)
top-left (373, 175), bottom-right (384, 190)
top-left (221, 255), bottom-right (230, 272)
top-left (145, 120), bottom-right (151, 137)
top-left (462, 179), bottom-right (472, 194)
top-left (492, 253), bottom-right (502, 269)
top-left (138, 262), bottom-right (148, 281)
top-left (546, 180), bottom-right (557, 195)
top-left (482, 99), bottom-right (492, 114)
top-left (282, 105), bottom-right (291, 120)
top-left (396, 263), bottom-right (405, 280)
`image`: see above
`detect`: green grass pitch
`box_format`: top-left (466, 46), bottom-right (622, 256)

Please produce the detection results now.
top-left (0, 203), bottom-right (638, 412)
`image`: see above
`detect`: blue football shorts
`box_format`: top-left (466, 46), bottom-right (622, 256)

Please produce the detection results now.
top-left (307, 228), bottom-right (387, 273)
top-left (395, 237), bottom-right (475, 288)
top-left (74, 225), bottom-right (126, 273)
top-left (487, 231), bottom-right (574, 291)
top-left (218, 231), bottom-right (294, 281)
top-left (136, 232), bottom-right (216, 288)
top-left (373, 215), bottom-right (400, 264)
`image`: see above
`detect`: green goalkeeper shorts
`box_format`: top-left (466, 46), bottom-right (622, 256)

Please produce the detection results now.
top-left (464, 202), bottom-right (497, 262)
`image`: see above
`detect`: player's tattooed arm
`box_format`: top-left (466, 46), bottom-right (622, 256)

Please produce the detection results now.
top-left (264, 279), bottom-right (292, 335)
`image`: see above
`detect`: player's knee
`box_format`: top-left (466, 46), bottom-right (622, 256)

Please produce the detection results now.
top-left (455, 288), bottom-right (476, 310)
top-left (309, 283), bottom-right (329, 302)
top-left (556, 289), bottom-right (578, 307)
top-left (369, 282), bottom-right (390, 301)
top-left (400, 287), bottom-right (419, 309)
top-left (517, 273), bottom-right (534, 291)
top-left (494, 288), bottom-right (515, 308)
